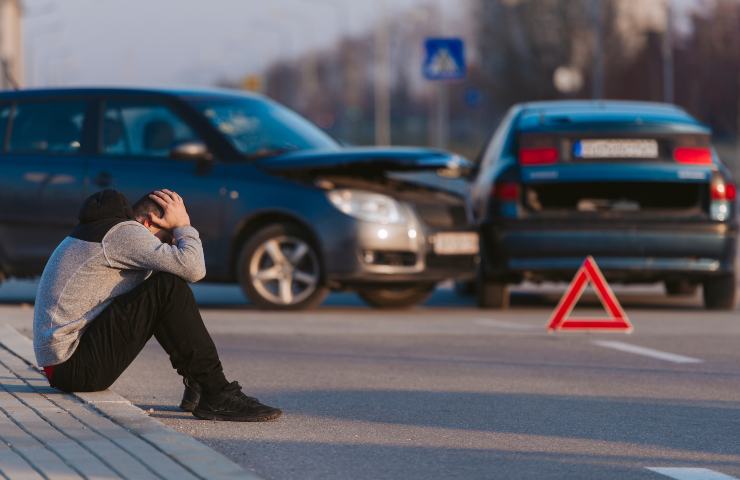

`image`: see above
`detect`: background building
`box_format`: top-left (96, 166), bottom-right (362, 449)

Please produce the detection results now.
top-left (0, 0), bottom-right (23, 89)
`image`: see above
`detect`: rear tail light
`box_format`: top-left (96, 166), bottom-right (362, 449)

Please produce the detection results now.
top-left (491, 182), bottom-right (520, 201)
top-left (674, 147), bottom-right (712, 165)
top-left (710, 177), bottom-right (735, 221)
top-left (711, 180), bottom-right (736, 201)
top-left (519, 147), bottom-right (558, 166)
top-left (726, 183), bottom-right (737, 201)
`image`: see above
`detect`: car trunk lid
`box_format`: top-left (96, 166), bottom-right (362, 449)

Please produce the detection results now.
top-left (514, 130), bottom-right (723, 221)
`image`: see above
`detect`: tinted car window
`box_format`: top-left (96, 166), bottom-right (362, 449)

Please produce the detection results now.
top-left (8, 101), bottom-right (87, 154)
top-left (189, 97), bottom-right (338, 157)
top-left (102, 101), bottom-right (201, 157)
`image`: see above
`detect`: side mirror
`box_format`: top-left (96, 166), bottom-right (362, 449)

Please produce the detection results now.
top-left (170, 141), bottom-right (213, 162)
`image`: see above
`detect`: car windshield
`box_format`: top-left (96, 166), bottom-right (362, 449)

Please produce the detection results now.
top-left (189, 96), bottom-right (339, 158)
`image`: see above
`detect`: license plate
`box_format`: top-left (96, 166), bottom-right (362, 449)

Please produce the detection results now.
top-left (574, 139), bottom-right (659, 159)
top-left (432, 232), bottom-right (479, 255)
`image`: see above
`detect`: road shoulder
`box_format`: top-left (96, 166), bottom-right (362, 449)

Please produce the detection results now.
top-left (0, 324), bottom-right (261, 480)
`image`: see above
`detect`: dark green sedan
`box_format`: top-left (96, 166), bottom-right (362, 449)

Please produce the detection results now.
top-left (471, 100), bottom-right (737, 310)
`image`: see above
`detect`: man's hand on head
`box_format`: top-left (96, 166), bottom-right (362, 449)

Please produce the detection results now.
top-left (148, 189), bottom-right (191, 230)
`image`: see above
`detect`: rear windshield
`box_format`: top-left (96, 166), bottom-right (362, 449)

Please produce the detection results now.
top-left (516, 104), bottom-right (703, 132)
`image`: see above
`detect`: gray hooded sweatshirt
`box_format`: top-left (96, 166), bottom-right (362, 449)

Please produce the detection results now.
top-left (33, 190), bottom-right (205, 367)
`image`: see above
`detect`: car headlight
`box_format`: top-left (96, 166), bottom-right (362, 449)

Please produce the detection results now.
top-left (327, 189), bottom-right (407, 224)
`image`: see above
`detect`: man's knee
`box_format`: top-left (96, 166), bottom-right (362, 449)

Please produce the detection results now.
top-left (149, 272), bottom-right (195, 303)
top-left (152, 272), bottom-right (189, 290)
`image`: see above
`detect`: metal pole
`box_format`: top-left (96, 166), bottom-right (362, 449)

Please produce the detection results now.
top-left (0, 58), bottom-right (19, 90)
top-left (433, 0), bottom-right (448, 149)
top-left (736, 66), bottom-right (740, 178)
top-left (374, 8), bottom-right (391, 145)
top-left (662, 0), bottom-right (674, 103)
top-left (591, 0), bottom-right (604, 99)
top-left (435, 82), bottom-right (449, 149)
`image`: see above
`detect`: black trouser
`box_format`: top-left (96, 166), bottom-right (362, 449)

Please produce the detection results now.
top-left (50, 272), bottom-right (229, 395)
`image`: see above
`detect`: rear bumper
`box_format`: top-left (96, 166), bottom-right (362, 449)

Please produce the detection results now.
top-left (481, 221), bottom-right (737, 282)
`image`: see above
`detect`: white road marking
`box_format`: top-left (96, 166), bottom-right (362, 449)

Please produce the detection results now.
top-left (473, 318), bottom-right (538, 331)
top-left (646, 467), bottom-right (739, 480)
top-left (593, 341), bottom-right (703, 364)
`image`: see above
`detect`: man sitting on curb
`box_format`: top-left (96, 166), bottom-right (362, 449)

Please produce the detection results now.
top-left (33, 188), bottom-right (281, 422)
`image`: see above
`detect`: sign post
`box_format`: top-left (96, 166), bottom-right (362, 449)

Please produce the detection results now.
top-left (423, 38), bottom-right (466, 150)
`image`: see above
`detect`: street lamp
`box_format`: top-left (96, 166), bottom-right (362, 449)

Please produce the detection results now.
top-left (553, 66), bottom-right (584, 95)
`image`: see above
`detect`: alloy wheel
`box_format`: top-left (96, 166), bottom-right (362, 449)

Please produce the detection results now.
top-left (249, 235), bottom-right (320, 306)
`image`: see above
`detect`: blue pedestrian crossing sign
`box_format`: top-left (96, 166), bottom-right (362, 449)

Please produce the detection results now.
top-left (423, 37), bottom-right (466, 81)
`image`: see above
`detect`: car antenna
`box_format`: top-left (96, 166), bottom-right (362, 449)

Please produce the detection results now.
top-left (0, 58), bottom-right (19, 91)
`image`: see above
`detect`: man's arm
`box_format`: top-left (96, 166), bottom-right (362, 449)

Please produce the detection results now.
top-left (102, 189), bottom-right (206, 282)
top-left (103, 223), bottom-right (206, 282)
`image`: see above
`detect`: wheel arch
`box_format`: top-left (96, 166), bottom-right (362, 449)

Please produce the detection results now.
top-left (229, 210), bottom-right (324, 281)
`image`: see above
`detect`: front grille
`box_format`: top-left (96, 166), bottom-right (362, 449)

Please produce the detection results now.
top-left (363, 250), bottom-right (417, 267)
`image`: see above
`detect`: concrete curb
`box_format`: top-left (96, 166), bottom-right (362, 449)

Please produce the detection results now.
top-left (0, 324), bottom-right (263, 480)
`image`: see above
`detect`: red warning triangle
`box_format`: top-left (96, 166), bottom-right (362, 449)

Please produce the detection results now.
top-left (547, 256), bottom-right (633, 333)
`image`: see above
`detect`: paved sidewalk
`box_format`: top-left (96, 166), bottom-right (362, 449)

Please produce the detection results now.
top-left (0, 325), bottom-right (261, 480)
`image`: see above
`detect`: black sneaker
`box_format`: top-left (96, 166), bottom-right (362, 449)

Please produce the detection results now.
top-left (179, 377), bottom-right (202, 412)
top-left (192, 381), bottom-right (282, 422)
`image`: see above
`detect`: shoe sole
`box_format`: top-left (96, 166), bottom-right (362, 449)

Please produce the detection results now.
top-left (192, 409), bottom-right (282, 422)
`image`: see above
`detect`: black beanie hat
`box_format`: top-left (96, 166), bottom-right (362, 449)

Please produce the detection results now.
top-left (77, 189), bottom-right (134, 224)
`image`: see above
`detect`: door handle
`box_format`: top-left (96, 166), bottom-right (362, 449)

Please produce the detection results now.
top-left (94, 171), bottom-right (113, 188)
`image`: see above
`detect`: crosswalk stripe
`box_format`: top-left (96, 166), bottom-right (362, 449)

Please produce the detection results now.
top-left (647, 467), bottom-right (739, 479)
top-left (473, 318), bottom-right (538, 331)
top-left (593, 341), bottom-right (703, 364)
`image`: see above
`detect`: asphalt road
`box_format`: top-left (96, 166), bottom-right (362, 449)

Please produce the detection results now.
top-left (2, 280), bottom-right (740, 480)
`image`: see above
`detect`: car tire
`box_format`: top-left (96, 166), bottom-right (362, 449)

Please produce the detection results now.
top-left (664, 280), bottom-right (698, 296)
top-left (477, 273), bottom-right (509, 309)
top-left (357, 283), bottom-right (436, 309)
top-left (702, 274), bottom-right (737, 310)
top-left (237, 223), bottom-right (328, 310)
top-left (454, 280), bottom-right (476, 296)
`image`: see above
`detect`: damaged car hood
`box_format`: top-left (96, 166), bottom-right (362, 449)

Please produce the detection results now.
top-left (253, 147), bottom-right (472, 177)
